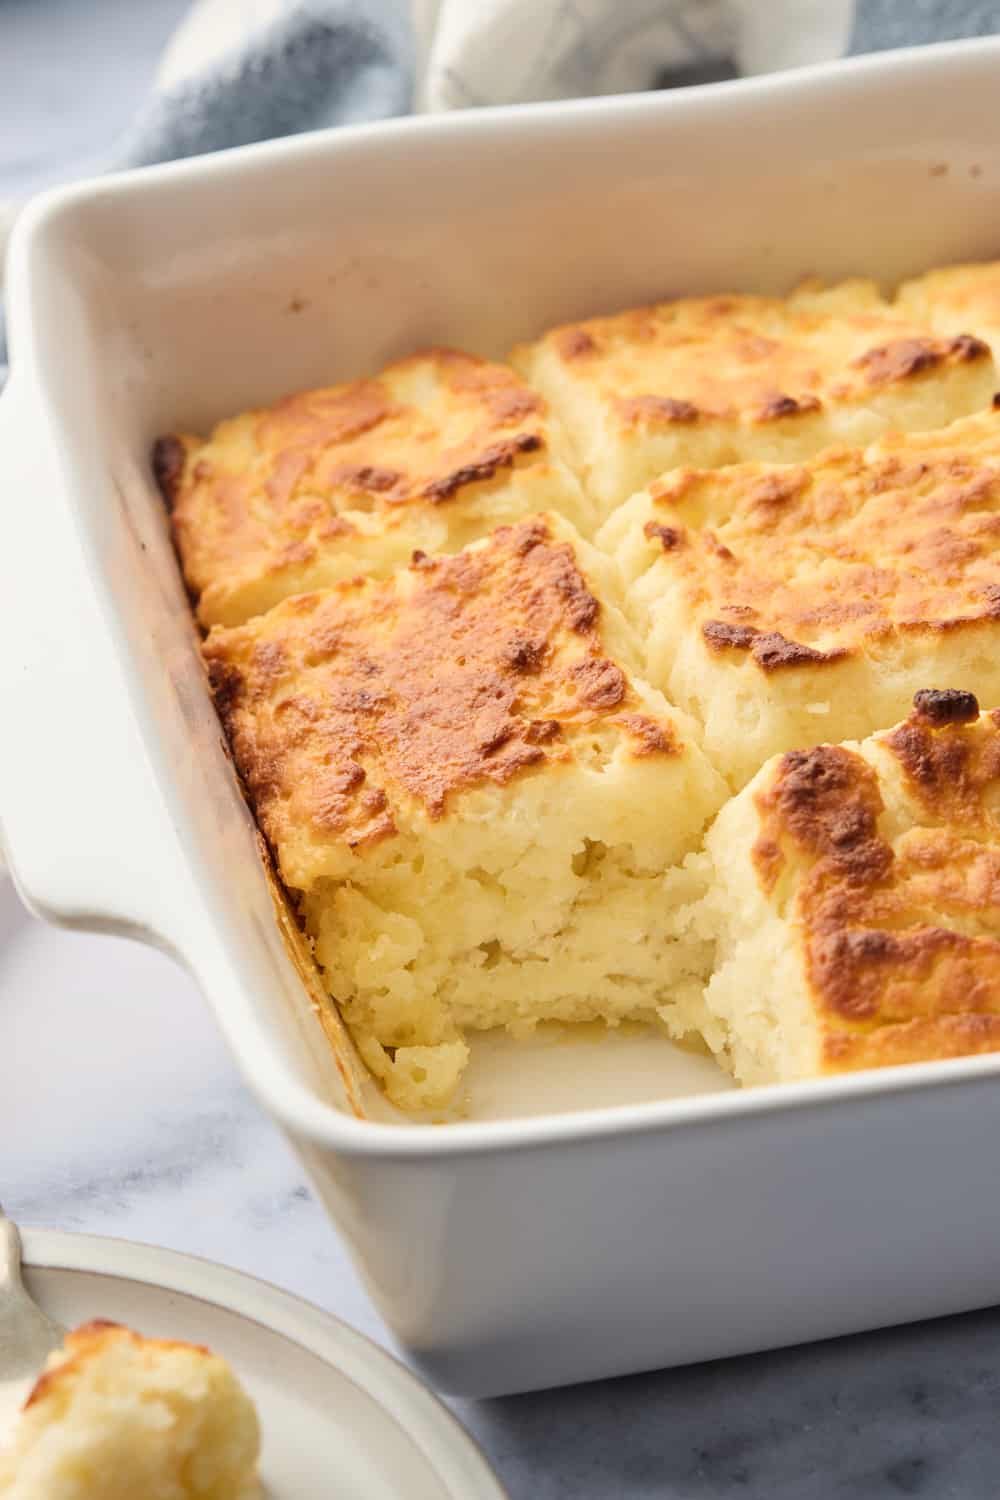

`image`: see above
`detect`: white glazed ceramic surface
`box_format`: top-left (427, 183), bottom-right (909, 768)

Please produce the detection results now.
top-left (9, 1231), bottom-right (506, 1498)
top-left (5, 38), bottom-right (1000, 1395)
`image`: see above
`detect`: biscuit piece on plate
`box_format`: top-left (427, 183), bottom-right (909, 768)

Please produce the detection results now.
top-left (602, 407), bottom-right (1000, 789)
top-left (510, 280), bottom-right (995, 517)
top-left (203, 514), bottom-right (727, 1111)
top-left (897, 259), bottom-right (1000, 355)
top-left (154, 348), bottom-right (592, 628)
top-left (698, 691), bottom-right (1000, 1086)
top-left (0, 1320), bottom-right (260, 1500)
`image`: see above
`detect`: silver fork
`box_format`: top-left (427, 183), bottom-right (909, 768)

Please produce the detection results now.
top-left (0, 1205), bottom-right (64, 1435)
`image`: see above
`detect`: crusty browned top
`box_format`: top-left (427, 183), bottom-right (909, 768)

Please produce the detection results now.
top-left (23, 1321), bottom-right (215, 1411)
top-left (203, 517), bottom-right (679, 869)
top-left (514, 280), bottom-right (989, 427)
top-left (153, 348), bottom-right (555, 623)
top-left (636, 407), bottom-right (1000, 669)
top-left (751, 697), bottom-right (1000, 1071)
top-left (897, 262), bottom-right (1000, 348)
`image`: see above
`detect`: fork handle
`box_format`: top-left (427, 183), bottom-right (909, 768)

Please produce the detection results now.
top-left (0, 1206), bottom-right (65, 1383)
top-left (0, 1207), bottom-right (25, 1295)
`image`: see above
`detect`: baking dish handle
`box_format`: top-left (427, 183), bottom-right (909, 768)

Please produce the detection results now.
top-left (0, 376), bottom-right (193, 947)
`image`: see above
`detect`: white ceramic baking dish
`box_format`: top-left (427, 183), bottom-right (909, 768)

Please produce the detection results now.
top-left (5, 36), bottom-right (1000, 1399)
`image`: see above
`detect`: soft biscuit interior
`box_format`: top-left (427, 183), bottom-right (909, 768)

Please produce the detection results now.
top-left (165, 258), bottom-right (1000, 1111)
top-left (0, 1320), bottom-right (260, 1500)
top-left (698, 692), bottom-right (1000, 1087)
top-left (509, 279), bottom-right (996, 518)
top-left (156, 348), bottom-right (592, 629)
top-left (202, 515), bottom-right (727, 1110)
top-left (601, 408), bottom-right (1000, 788)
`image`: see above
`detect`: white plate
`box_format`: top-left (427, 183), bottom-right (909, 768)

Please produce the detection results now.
top-left (14, 1230), bottom-right (507, 1499)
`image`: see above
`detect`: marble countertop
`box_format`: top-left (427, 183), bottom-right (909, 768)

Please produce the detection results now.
top-left (5, 3), bottom-right (1000, 1494)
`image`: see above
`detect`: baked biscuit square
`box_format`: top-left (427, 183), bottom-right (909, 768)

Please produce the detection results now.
top-left (511, 280), bottom-right (995, 517)
top-left (602, 408), bottom-right (1000, 789)
top-left (154, 348), bottom-right (593, 628)
top-left (898, 259), bottom-right (1000, 355)
top-left (0, 1320), bottom-right (260, 1500)
top-left (203, 515), bottom-right (727, 1111)
top-left (698, 691), bottom-right (1000, 1085)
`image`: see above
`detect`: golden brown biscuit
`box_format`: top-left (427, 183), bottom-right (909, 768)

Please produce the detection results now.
top-left (0, 1321), bottom-right (260, 1499)
top-left (203, 514), bottom-right (726, 1110)
top-left (511, 280), bottom-right (995, 516)
top-left (699, 692), bottom-right (1000, 1085)
top-left (155, 348), bottom-right (592, 628)
top-left (897, 259), bottom-right (1000, 356)
top-left (602, 407), bottom-right (1000, 788)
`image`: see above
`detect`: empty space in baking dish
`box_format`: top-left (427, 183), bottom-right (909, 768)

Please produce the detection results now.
top-left (14, 46), bottom-right (1000, 1129)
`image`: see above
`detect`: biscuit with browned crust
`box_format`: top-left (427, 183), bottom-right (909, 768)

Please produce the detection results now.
top-left (0, 1321), bottom-right (260, 1499)
top-left (898, 260), bottom-right (1000, 357)
top-left (698, 692), bottom-right (1000, 1084)
top-left (156, 348), bottom-right (591, 628)
top-left (603, 407), bottom-right (1000, 787)
top-left (512, 280), bottom-right (994, 516)
top-left (203, 514), bottom-right (726, 1109)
